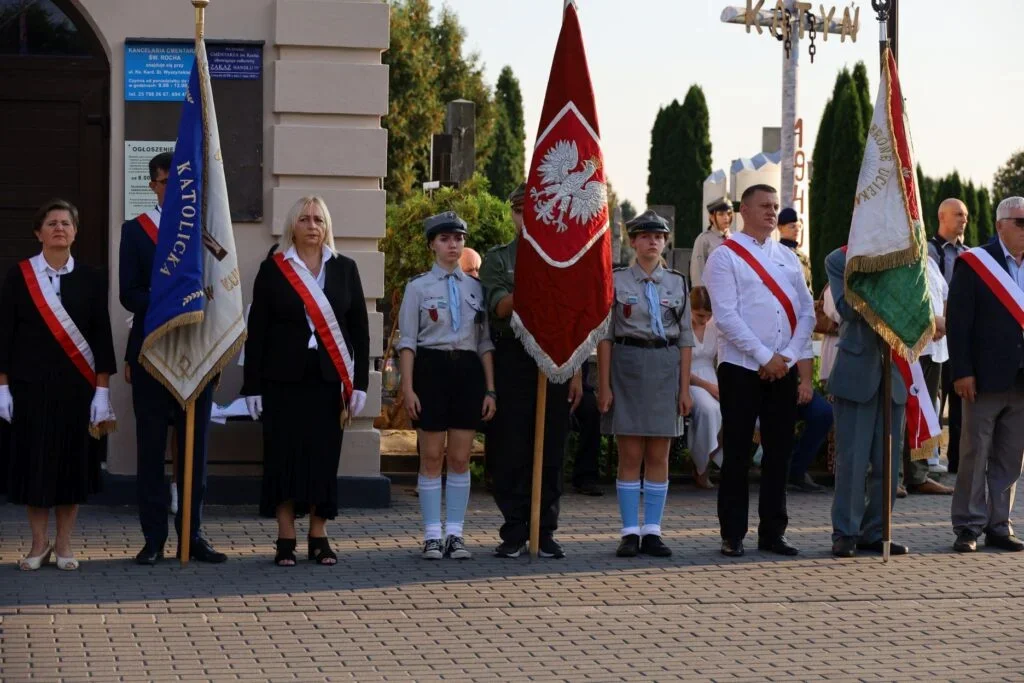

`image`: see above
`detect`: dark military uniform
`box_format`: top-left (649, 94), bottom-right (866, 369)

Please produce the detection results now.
top-left (480, 187), bottom-right (570, 554)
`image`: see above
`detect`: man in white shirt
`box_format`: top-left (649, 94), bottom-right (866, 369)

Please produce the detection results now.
top-left (703, 184), bottom-right (815, 557)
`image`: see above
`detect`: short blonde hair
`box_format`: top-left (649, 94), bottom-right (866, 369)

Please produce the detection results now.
top-left (279, 195), bottom-right (336, 253)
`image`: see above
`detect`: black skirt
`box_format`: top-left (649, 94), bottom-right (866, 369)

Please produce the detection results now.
top-left (5, 375), bottom-right (101, 507)
top-left (260, 350), bottom-right (343, 519)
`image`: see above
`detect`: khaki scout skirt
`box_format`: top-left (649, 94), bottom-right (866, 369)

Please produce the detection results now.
top-left (600, 343), bottom-right (683, 438)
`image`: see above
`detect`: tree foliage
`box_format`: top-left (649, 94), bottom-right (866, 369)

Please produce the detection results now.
top-left (810, 71), bottom-right (865, 294)
top-left (646, 85), bottom-right (713, 246)
top-left (485, 66), bottom-right (526, 201)
top-left (976, 186), bottom-right (994, 244)
top-left (993, 148), bottom-right (1024, 203)
top-left (383, 0), bottom-right (495, 202)
top-left (851, 62), bottom-right (874, 130)
top-left (620, 199), bottom-right (637, 222)
top-left (381, 175), bottom-right (515, 309)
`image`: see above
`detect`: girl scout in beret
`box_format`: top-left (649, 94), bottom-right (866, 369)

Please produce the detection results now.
top-left (397, 211), bottom-right (497, 560)
top-left (597, 210), bottom-right (693, 558)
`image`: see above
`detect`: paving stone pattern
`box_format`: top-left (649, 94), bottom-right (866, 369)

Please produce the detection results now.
top-left (2, 485), bottom-right (1023, 681)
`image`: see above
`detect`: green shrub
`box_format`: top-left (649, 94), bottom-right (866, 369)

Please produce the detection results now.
top-left (381, 174), bottom-right (516, 308)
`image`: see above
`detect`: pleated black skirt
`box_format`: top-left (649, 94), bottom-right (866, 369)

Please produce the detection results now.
top-left (260, 350), bottom-right (344, 519)
top-left (5, 376), bottom-right (100, 507)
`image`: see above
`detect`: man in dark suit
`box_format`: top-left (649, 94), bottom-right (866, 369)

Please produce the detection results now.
top-left (947, 196), bottom-right (1024, 553)
top-left (119, 152), bottom-right (224, 565)
top-left (825, 247), bottom-right (908, 558)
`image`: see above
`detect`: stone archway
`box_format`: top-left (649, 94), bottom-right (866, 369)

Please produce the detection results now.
top-left (0, 0), bottom-right (110, 277)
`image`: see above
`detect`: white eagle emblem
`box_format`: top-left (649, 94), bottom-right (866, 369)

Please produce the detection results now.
top-left (531, 139), bottom-right (607, 233)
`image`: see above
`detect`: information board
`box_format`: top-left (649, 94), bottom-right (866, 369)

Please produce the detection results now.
top-left (124, 140), bottom-right (175, 219)
top-left (125, 42), bottom-right (262, 102)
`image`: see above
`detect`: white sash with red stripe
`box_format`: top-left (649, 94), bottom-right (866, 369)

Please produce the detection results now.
top-left (959, 247), bottom-right (1024, 328)
top-left (137, 209), bottom-right (160, 244)
top-left (721, 237), bottom-right (799, 333)
top-left (19, 256), bottom-right (96, 387)
top-left (272, 252), bottom-right (355, 403)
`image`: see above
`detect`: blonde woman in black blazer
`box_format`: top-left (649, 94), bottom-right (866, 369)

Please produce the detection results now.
top-left (242, 196), bottom-right (370, 566)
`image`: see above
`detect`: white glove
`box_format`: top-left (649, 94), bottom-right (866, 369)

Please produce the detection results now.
top-left (245, 395), bottom-right (263, 420)
top-left (349, 390), bottom-right (367, 417)
top-left (0, 384), bottom-right (12, 423)
top-left (89, 387), bottom-right (111, 425)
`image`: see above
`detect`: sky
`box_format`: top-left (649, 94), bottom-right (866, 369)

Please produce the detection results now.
top-left (429, 0), bottom-right (1022, 211)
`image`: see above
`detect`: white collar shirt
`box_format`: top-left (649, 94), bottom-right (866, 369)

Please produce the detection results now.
top-left (31, 252), bottom-right (75, 299)
top-left (702, 231), bottom-right (815, 372)
top-left (284, 245), bottom-right (334, 349)
top-left (922, 257), bottom-right (949, 363)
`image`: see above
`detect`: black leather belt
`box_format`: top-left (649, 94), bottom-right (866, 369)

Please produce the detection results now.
top-left (614, 336), bottom-right (677, 349)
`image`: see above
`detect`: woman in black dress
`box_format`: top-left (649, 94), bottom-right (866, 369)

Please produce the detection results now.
top-left (242, 196), bottom-right (370, 566)
top-left (0, 199), bottom-right (116, 571)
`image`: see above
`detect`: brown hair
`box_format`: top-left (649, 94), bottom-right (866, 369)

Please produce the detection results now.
top-left (690, 285), bottom-right (712, 314)
top-left (34, 198), bottom-right (80, 234)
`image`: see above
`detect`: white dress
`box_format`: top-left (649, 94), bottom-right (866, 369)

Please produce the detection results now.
top-left (688, 319), bottom-right (723, 475)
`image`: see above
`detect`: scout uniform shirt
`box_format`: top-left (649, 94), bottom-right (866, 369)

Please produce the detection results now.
top-left (479, 236), bottom-right (517, 337)
top-left (605, 263), bottom-right (694, 348)
top-left (690, 227), bottom-right (729, 287)
top-left (396, 263), bottom-right (494, 356)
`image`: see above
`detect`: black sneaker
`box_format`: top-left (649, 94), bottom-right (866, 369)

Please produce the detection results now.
top-left (639, 534), bottom-right (673, 557)
top-left (494, 539), bottom-right (526, 558)
top-left (444, 535), bottom-right (472, 559)
top-left (422, 538), bottom-right (444, 560)
top-left (538, 536), bottom-right (566, 559)
top-left (616, 534), bottom-right (640, 557)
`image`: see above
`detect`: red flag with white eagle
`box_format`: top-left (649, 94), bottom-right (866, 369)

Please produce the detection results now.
top-left (511, 0), bottom-right (612, 383)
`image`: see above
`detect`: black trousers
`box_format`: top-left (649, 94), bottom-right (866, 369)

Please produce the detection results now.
top-left (486, 338), bottom-right (569, 544)
top-left (902, 354), bottom-right (942, 486)
top-left (571, 390), bottom-right (600, 487)
top-left (940, 360), bottom-right (963, 472)
top-left (132, 362), bottom-right (214, 546)
top-left (717, 362), bottom-right (798, 542)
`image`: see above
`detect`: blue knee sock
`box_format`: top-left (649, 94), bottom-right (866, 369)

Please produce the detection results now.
top-left (444, 470), bottom-right (471, 538)
top-left (642, 479), bottom-right (669, 537)
top-left (418, 475), bottom-right (443, 541)
top-left (616, 480), bottom-right (642, 536)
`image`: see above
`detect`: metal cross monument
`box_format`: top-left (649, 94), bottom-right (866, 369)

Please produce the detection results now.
top-left (721, 0), bottom-right (862, 233)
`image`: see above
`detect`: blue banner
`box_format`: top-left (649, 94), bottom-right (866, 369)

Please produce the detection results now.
top-left (143, 60), bottom-right (206, 339)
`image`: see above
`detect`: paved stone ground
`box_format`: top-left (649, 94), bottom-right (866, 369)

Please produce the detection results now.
top-left (2, 482), bottom-right (1023, 682)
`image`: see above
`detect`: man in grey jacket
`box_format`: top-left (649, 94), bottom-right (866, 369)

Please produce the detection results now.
top-left (825, 247), bottom-right (909, 558)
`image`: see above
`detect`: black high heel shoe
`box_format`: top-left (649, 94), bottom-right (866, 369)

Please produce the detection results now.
top-left (308, 536), bottom-right (337, 565)
top-left (274, 538), bottom-right (297, 566)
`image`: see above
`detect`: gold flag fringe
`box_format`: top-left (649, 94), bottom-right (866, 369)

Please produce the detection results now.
top-left (910, 431), bottom-right (946, 461)
top-left (139, 328), bottom-right (247, 408)
top-left (841, 282), bottom-right (934, 363)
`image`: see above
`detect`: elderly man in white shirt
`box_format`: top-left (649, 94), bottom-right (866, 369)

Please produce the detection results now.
top-left (703, 184), bottom-right (816, 558)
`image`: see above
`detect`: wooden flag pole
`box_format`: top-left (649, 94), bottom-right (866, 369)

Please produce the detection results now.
top-left (873, 0), bottom-right (898, 565)
top-left (179, 401), bottom-right (196, 566)
top-left (881, 347), bottom-right (892, 563)
top-left (528, 374), bottom-right (548, 560)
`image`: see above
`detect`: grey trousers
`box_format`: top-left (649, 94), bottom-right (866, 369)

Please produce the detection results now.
top-left (831, 395), bottom-right (905, 543)
top-left (950, 375), bottom-right (1024, 538)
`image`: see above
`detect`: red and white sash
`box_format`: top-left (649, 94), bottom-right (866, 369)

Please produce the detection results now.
top-left (137, 209), bottom-right (160, 244)
top-left (959, 247), bottom-right (1024, 328)
top-left (721, 238), bottom-right (799, 332)
top-left (891, 353), bottom-right (942, 459)
top-left (272, 252), bottom-right (355, 403)
top-left (18, 257), bottom-right (96, 388)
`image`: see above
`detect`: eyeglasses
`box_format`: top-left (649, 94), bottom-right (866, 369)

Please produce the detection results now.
top-left (153, 178), bottom-right (168, 186)
top-left (1001, 217), bottom-right (1024, 228)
